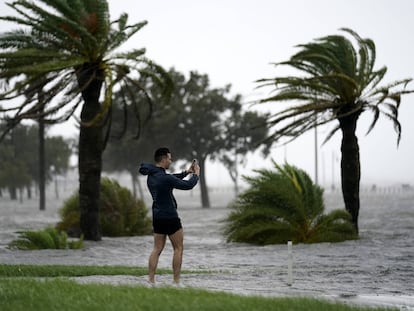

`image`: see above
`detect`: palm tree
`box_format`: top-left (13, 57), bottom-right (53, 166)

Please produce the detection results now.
top-left (225, 162), bottom-right (357, 245)
top-left (256, 28), bottom-right (413, 233)
top-left (0, 0), bottom-right (172, 240)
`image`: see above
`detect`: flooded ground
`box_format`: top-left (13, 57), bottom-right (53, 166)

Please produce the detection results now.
top-left (0, 186), bottom-right (413, 310)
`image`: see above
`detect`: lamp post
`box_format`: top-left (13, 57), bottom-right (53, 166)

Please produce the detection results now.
top-left (314, 114), bottom-right (319, 185)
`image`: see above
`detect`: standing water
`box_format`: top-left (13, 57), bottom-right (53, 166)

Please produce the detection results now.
top-left (0, 184), bottom-right (413, 310)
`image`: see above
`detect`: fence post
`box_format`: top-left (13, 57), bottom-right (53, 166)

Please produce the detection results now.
top-left (287, 240), bottom-right (293, 286)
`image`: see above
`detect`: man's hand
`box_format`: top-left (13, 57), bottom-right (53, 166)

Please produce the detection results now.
top-left (187, 159), bottom-right (200, 175)
top-left (193, 162), bottom-right (200, 176)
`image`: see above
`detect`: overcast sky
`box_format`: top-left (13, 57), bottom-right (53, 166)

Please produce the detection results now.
top-left (1, 0), bottom-right (413, 187)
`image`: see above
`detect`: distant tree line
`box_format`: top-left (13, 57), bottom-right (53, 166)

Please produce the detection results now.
top-left (0, 122), bottom-right (71, 202)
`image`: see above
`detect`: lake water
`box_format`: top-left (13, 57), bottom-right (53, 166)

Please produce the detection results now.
top-left (0, 186), bottom-right (413, 310)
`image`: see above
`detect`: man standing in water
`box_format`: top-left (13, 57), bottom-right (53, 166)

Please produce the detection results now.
top-left (139, 147), bottom-right (200, 286)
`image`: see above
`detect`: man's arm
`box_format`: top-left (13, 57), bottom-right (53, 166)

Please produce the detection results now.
top-left (172, 170), bottom-right (189, 180)
top-left (169, 174), bottom-right (199, 190)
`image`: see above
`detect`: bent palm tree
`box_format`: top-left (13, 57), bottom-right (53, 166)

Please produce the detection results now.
top-left (256, 28), bottom-right (412, 233)
top-left (225, 162), bottom-right (357, 245)
top-left (0, 0), bottom-right (172, 240)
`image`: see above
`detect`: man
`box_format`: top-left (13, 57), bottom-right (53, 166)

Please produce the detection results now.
top-left (139, 147), bottom-right (200, 286)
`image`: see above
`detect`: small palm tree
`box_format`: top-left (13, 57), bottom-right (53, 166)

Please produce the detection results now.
top-left (224, 162), bottom-right (357, 245)
top-left (0, 0), bottom-right (172, 240)
top-left (8, 227), bottom-right (83, 250)
top-left (256, 28), bottom-right (413, 232)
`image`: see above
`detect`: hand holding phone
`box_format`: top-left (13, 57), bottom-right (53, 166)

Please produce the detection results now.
top-left (192, 159), bottom-right (200, 175)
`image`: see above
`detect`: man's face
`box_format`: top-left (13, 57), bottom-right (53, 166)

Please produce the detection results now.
top-left (164, 153), bottom-right (173, 169)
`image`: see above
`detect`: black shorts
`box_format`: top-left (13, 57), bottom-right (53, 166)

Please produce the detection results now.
top-left (153, 218), bottom-right (182, 235)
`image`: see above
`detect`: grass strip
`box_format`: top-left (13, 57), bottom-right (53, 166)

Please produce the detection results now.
top-left (0, 278), bottom-right (396, 311)
top-left (0, 264), bottom-right (211, 278)
top-left (0, 264), bottom-right (160, 277)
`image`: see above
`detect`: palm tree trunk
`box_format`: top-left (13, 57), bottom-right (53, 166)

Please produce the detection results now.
top-left (339, 113), bottom-right (360, 233)
top-left (199, 158), bottom-right (210, 208)
top-left (77, 64), bottom-right (104, 241)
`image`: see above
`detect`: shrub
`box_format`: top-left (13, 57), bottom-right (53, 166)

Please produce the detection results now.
top-left (224, 162), bottom-right (358, 245)
top-left (57, 177), bottom-right (152, 237)
top-left (8, 227), bottom-right (83, 250)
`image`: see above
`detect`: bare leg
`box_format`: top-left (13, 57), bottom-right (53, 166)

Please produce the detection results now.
top-left (148, 233), bottom-right (166, 284)
top-left (168, 228), bottom-right (184, 284)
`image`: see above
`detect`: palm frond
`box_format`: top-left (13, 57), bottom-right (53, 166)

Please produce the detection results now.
top-left (8, 227), bottom-right (83, 250)
top-left (224, 162), bottom-right (351, 245)
top-left (321, 124), bottom-right (340, 145)
top-left (310, 209), bottom-right (358, 243)
top-left (6, 1), bottom-right (97, 52)
top-left (106, 18), bottom-right (147, 52)
top-left (256, 28), bottom-right (413, 145)
top-left (0, 0), bottom-right (171, 142)
top-left (0, 51), bottom-right (87, 77)
top-left (110, 48), bottom-right (147, 61)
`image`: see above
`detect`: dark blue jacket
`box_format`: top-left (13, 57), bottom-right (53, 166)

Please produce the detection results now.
top-left (139, 163), bottom-right (199, 219)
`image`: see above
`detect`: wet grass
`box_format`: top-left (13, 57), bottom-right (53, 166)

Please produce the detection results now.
top-left (0, 264), bottom-right (208, 278)
top-left (0, 264), bottom-right (151, 277)
top-left (0, 265), bottom-right (397, 311)
top-left (0, 278), bottom-right (396, 311)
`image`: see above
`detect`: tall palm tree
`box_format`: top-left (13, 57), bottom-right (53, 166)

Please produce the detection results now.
top-left (256, 28), bottom-right (412, 233)
top-left (0, 0), bottom-right (172, 240)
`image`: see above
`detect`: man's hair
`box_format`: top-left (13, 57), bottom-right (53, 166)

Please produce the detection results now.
top-left (154, 147), bottom-right (170, 163)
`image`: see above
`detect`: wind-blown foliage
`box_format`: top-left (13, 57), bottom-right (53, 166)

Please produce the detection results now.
top-left (8, 227), bottom-right (83, 250)
top-left (0, 0), bottom-right (171, 137)
top-left (224, 162), bottom-right (357, 245)
top-left (256, 28), bottom-right (413, 232)
top-left (0, 0), bottom-right (172, 240)
top-left (57, 177), bottom-right (152, 237)
top-left (257, 28), bottom-right (412, 145)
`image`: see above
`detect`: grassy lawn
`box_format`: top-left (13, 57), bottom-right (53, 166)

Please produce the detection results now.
top-left (0, 264), bottom-right (159, 278)
top-left (0, 265), bottom-right (397, 311)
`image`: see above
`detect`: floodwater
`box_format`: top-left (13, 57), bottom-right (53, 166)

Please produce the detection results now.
top-left (0, 186), bottom-right (413, 310)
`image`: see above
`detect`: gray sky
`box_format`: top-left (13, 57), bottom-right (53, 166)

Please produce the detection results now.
top-left (1, 0), bottom-right (413, 187)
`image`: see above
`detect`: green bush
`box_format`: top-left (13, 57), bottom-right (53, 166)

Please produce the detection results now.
top-left (224, 162), bottom-right (358, 245)
top-left (8, 227), bottom-right (83, 250)
top-left (57, 177), bottom-right (152, 237)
